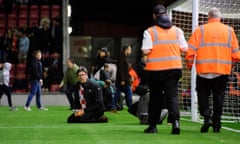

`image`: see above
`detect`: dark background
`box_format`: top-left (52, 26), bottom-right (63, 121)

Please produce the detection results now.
top-left (69, 0), bottom-right (177, 37)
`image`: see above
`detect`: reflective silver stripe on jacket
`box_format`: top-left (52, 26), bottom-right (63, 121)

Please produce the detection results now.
top-left (232, 48), bottom-right (239, 53)
top-left (147, 26), bottom-right (181, 63)
top-left (196, 25), bottom-right (233, 65)
top-left (189, 43), bottom-right (198, 51)
top-left (152, 26), bottom-right (180, 45)
top-left (196, 59), bottom-right (232, 65)
top-left (147, 56), bottom-right (181, 62)
top-left (199, 25), bottom-right (231, 48)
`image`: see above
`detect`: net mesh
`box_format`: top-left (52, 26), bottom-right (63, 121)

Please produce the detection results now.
top-left (169, 0), bottom-right (240, 122)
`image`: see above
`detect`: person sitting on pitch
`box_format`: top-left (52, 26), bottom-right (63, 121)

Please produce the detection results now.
top-left (67, 67), bottom-right (108, 123)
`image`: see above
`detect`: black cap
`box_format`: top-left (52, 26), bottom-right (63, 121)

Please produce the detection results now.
top-left (153, 4), bottom-right (166, 15)
top-left (100, 47), bottom-right (108, 52)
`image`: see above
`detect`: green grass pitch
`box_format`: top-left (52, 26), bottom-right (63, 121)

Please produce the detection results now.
top-left (0, 106), bottom-right (239, 144)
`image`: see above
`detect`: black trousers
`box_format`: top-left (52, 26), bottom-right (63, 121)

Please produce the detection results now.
top-left (65, 84), bottom-right (76, 109)
top-left (0, 84), bottom-right (13, 107)
top-left (196, 75), bottom-right (228, 124)
top-left (147, 70), bottom-right (181, 126)
top-left (67, 111), bottom-right (104, 123)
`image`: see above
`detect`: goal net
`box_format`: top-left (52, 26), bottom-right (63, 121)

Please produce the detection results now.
top-left (168, 0), bottom-right (240, 122)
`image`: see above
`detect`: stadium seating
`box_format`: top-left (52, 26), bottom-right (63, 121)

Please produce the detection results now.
top-left (51, 5), bottom-right (60, 18)
top-left (40, 5), bottom-right (49, 18)
top-left (0, 2), bottom-right (62, 93)
top-left (8, 14), bottom-right (17, 28)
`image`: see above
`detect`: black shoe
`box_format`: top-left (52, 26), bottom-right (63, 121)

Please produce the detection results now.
top-left (213, 122), bottom-right (221, 133)
top-left (97, 115), bottom-right (108, 123)
top-left (200, 122), bottom-right (213, 133)
top-left (213, 127), bottom-right (220, 133)
top-left (144, 126), bottom-right (158, 133)
top-left (171, 120), bottom-right (180, 134)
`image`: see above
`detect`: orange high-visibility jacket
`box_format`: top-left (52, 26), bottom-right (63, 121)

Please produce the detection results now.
top-left (129, 67), bottom-right (140, 92)
top-left (186, 19), bottom-right (240, 75)
top-left (145, 26), bottom-right (182, 71)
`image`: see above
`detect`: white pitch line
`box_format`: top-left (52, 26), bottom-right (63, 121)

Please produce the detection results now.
top-left (0, 125), bottom-right (144, 129)
top-left (0, 120), bottom-right (239, 133)
top-left (181, 117), bottom-right (240, 133)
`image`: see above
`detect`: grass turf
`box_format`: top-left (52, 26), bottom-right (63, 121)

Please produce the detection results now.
top-left (0, 106), bottom-right (239, 144)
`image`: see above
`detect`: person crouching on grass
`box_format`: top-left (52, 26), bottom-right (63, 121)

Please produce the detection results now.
top-left (67, 67), bottom-right (108, 123)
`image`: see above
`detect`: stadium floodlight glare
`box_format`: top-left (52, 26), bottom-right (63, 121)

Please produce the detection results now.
top-left (67, 5), bottom-right (71, 17)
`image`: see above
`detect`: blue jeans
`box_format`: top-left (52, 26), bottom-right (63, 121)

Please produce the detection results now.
top-left (25, 80), bottom-right (42, 108)
top-left (112, 85), bottom-right (132, 110)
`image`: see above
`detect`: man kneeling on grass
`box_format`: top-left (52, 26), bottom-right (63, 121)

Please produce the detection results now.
top-left (67, 67), bottom-right (108, 123)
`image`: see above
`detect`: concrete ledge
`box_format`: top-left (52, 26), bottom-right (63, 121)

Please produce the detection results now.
top-left (0, 92), bottom-right (69, 106)
top-left (0, 92), bottom-right (140, 106)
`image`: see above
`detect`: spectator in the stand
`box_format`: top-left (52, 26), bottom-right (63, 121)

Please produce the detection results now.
top-left (26, 22), bottom-right (40, 77)
top-left (50, 17), bottom-right (62, 54)
top-left (38, 18), bottom-right (51, 67)
top-left (11, 29), bottom-right (19, 63)
top-left (42, 67), bottom-right (49, 92)
top-left (3, 29), bottom-right (13, 52)
top-left (28, 22), bottom-right (39, 39)
top-left (27, 22), bottom-right (39, 49)
top-left (19, 24), bottom-right (29, 35)
top-left (48, 53), bottom-right (63, 87)
top-left (4, 29), bottom-right (18, 64)
top-left (18, 30), bottom-right (30, 64)
top-left (59, 57), bottom-right (79, 110)
top-left (0, 36), bottom-right (8, 62)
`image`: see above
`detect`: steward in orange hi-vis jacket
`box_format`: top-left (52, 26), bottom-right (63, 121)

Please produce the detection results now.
top-left (144, 26), bottom-right (184, 71)
top-left (186, 7), bottom-right (240, 133)
top-left (186, 19), bottom-right (240, 75)
top-left (141, 4), bottom-right (188, 135)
